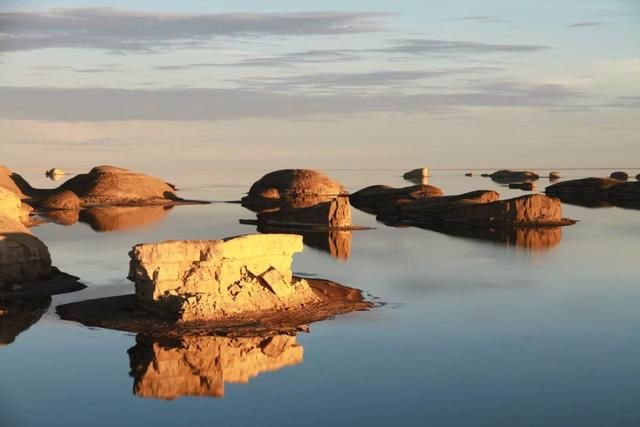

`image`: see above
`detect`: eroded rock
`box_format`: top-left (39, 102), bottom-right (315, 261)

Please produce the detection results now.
top-left (128, 234), bottom-right (321, 321)
top-left (350, 184), bottom-right (444, 214)
top-left (546, 177), bottom-right (640, 208)
top-left (241, 169), bottom-right (345, 211)
top-left (39, 190), bottom-right (80, 210)
top-left (489, 170), bottom-right (539, 183)
top-left (256, 197), bottom-right (352, 229)
top-left (128, 334), bottom-right (303, 399)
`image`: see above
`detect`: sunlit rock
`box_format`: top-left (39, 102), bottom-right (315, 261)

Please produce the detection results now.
top-left (488, 170), bottom-right (539, 183)
top-left (350, 184), bottom-right (444, 215)
top-left (128, 234), bottom-right (323, 321)
top-left (241, 169), bottom-right (346, 212)
top-left (610, 171), bottom-right (629, 181)
top-left (403, 168), bottom-right (429, 182)
top-left (39, 190), bottom-right (80, 210)
top-left (549, 171), bottom-right (561, 181)
top-left (256, 197), bottom-right (352, 229)
top-left (128, 334), bottom-right (303, 399)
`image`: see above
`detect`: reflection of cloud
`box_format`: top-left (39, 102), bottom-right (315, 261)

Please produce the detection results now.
top-left (0, 8), bottom-right (388, 52)
top-left (0, 82), bottom-right (583, 121)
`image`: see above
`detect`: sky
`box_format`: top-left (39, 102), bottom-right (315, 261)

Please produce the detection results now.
top-left (0, 0), bottom-right (639, 171)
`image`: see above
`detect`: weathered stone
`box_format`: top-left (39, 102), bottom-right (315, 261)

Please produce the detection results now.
top-left (128, 334), bottom-right (303, 399)
top-left (489, 170), bottom-right (539, 183)
top-left (39, 190), bottom-right (80, 210)
top-left (546, 177), bottom-right (640, 208)
top-left (256, 196), bottom-right (352, 229)
top-left (0, 221), bottom-right (52, 284)
top-left (350, 184), bottom-right (444, 214)
top-left (128, 234), bottom-right (321, 321)
top-left (610, 171), bottom-right (629, 181)
top-left (243, 169), bottom-right (345, 202)
top-left (403, 168), bottom-right (429, 180)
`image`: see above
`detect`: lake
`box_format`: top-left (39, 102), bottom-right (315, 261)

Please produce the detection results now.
top-left (2, 168), bottom-right (640, 427)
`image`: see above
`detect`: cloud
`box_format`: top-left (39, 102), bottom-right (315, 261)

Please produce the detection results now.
top-left (0, 8), bottom-right (388, 53)
top-left (373, 38), bottom-right (548, 55)
top-left (449, 16), bottom-right (508, 24)
top-left (0, 82), bottom-right (584, 121)
top-left (567, 21), bottom-right (605, 28)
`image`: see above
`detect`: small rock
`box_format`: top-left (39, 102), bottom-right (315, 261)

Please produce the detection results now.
top-left (509, 182), bottom-right (535, 191)
top-left (610, 171), bottom-right (629, 181)
top-left (465, 172), bottom-right (473, 177)
top-left (403, 168), bottom-right (429, 180)
top-left (549, 171), bottom-right (561, 180)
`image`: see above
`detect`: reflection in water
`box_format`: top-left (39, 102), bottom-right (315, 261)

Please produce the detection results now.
top-left (128, 334), bottom-right (303, 400)
top-left (0, 297), bottom-right (51, 346)
top-left (41, 206), bottom-right (174, 231)
top-left (422, 225), bottom-right (562, 251)
top-left (257, 224), bottom-right (352, 259)
top-left (80, 206), bottom-right (174, 232)
top-left (404, 176), bottom-right (429, 185)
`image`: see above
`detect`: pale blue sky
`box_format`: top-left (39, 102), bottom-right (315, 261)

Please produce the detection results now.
top-left (0, 1), bottom-right (638, 169)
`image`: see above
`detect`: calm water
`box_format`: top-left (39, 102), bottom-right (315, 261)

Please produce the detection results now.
top-left (2, 168), bottom-right (640, 427)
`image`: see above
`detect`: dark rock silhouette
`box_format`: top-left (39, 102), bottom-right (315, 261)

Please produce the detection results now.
top-left (637, 173), bottom-right (640, 181)
top-left (128, 334), bottom-right (303, 400)
top-left (403, 168), bottom-right (428, 182)
top-left (610, 171), bottom-right (629, 181)
top-left (465, 172), bottom-right (473, 177)
top-left (546, 177), bottom-right (640, 209)
top-left (488, 170), bottom-right (539, 184)
top-left (509, 182), bottom-right (535, 191)
top-left (549, 171), bottom-right (561, 181)
top-left (350, 184), bottom-right (444, 214)
top-left (0, 297), bottom-right (51, 346)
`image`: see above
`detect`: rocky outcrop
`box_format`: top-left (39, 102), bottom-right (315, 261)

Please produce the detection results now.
top-left (128, 234), bottom-right (322, 322)
top-left (488, 170), bottom-right (539, 183)
top-left (256, 197), bottom-right (352, 230)
top-left (546, 177), bottom-right (640, 208)
top-left (39, 191), bottom-right (80, 210)
top-left (350, 184), bottom-right (444, 214)
top-left (1, 164), bottom-right (194, 207)
top-left (242, 170), bottom-right (345, 211)
top-left (403, 168), bottom-right (429, 182)
top-left (610, 171), bottom-right (629, 181)
top-left (128, 334), bottom-right (303, 399)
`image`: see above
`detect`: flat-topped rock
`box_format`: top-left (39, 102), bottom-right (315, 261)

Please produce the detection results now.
top-left (242, 170), bottom-right (345, 210)
top-left (256, 197), bottom-right (352, 229)
top-left (403, 168), bottom-right (429, 181)
top-left (489, 170), bottom-right (539, 183)
top-left (128, 234), bottom-right (321, 321)
top-left (128, 334), bottom-right (303, 400)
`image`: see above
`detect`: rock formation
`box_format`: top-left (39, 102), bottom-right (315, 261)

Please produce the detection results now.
top-left (241, 169), bottom-right (345, 211)
top-left (256, 197), bottom-right (352, 230)
top-left (40, 191), bottom-right (81, 210)
top-left (128, 334), bottom-right (303, 399)
top-left (549, 171), bottom-right (561, 181)
top-left (128, 234), bottom-right (322, 321)
top-left (1, 164), bottom-right (195, 207)
top-left (610, 171), bottom-right (629, 181)
top-left (350, 184), bottom-right (444, 214)
top-left (403, 168), bottom-right (429, 181)
top-left (546, 177), bottom-right (640, 208)
top-left (488, 170), bottom-right (539, 183)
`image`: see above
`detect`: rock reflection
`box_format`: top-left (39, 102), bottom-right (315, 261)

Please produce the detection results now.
top-left (128, 334), bottom-right (303, 400)
top-left (0, 297), bottom-right (51, 346)
top-left (80, 206), bottom-right (174, 232)
top-left (257, 224), bottom-right (352, 259)
top-left (421, 225), bottom-right (563, 251)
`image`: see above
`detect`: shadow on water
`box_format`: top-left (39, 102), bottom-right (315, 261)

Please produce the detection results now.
top-left (0, 297), bottom-right (51, 346)
top-left (128, 334), bottom-right (303, 400)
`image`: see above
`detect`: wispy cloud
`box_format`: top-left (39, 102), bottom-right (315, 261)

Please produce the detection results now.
top-left (449, 16), bottom-right (509, 24)
top-left (567, 21), bottom-right (605, 28)
top-left (0, 8), bottom-right (388, 53)
top-left (0, 82), bottom-right (585, 121)
top-left (374, 38), bottom-right (548, 55)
